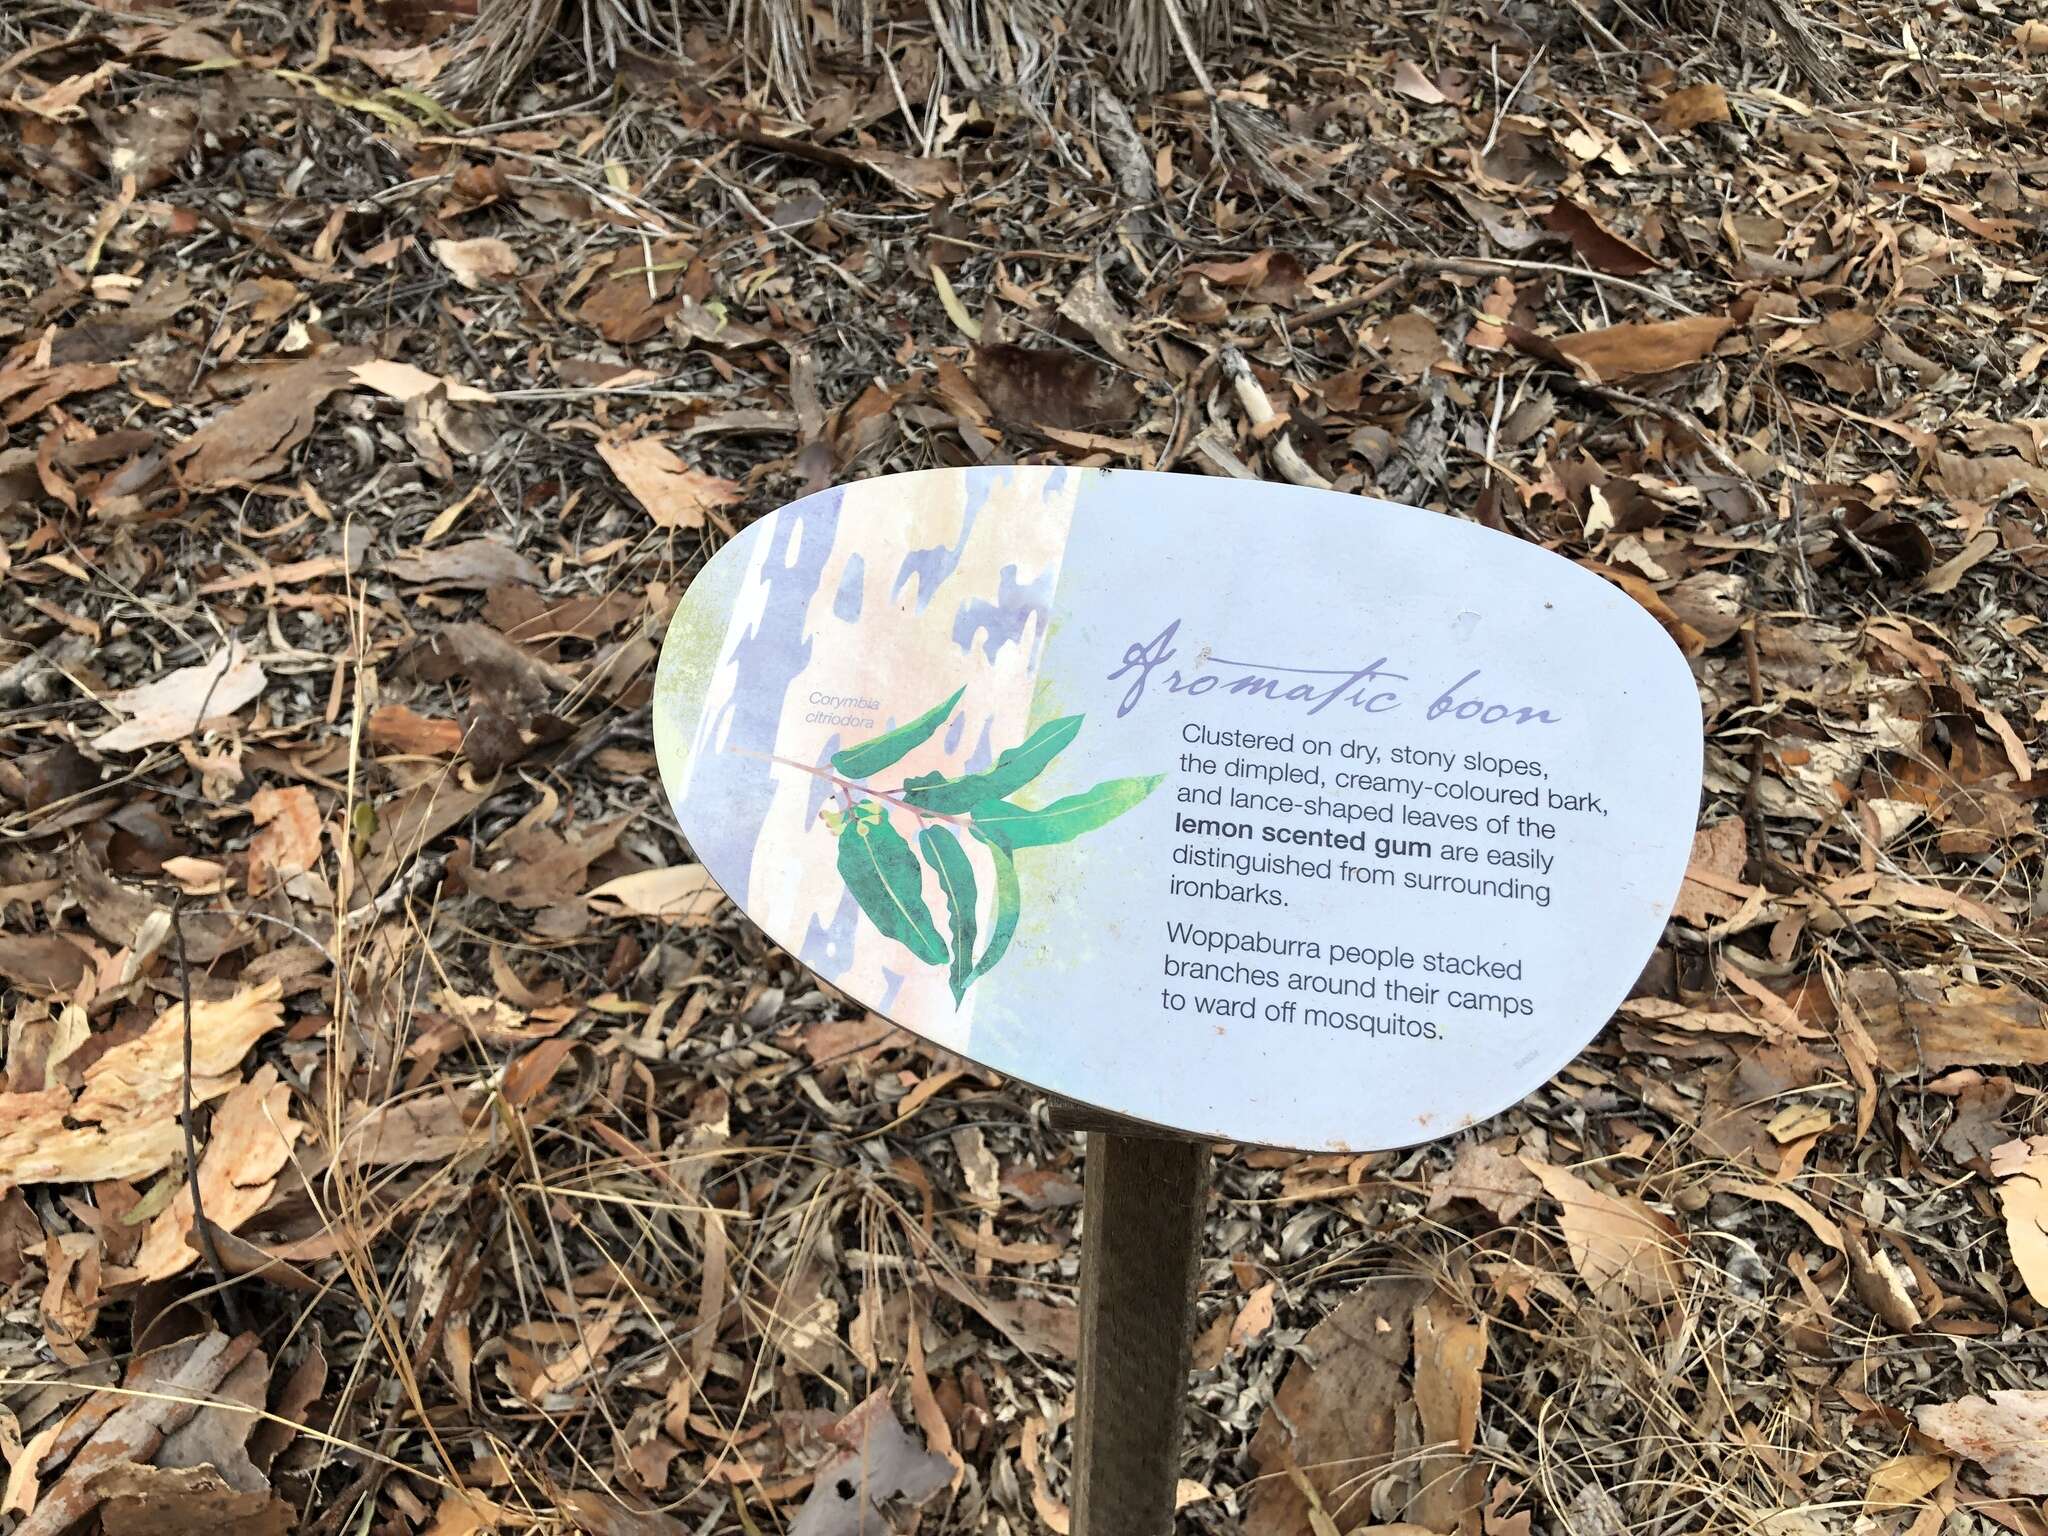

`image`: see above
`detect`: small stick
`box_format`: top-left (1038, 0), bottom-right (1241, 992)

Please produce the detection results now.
top-left (1219, 346), bottom-right (1332, 490)
top-left (1294, 257), bottom-right (1700, 327)
top-left (173, 894), bottom-right (246, 1334)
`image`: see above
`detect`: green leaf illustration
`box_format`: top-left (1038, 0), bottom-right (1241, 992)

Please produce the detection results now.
top-left (969, 774), bottom-right (1164, 849)
top-left (898, 714), bottom-right (1083, 814)
top-left (830, 687), bottom-right (965, 778)
top-left (917, 826), bottom-right (979, 1002)
top-left (960, 830), bottom-right (1021, 994)
top-left (836, 802), bottom-right (947, 965)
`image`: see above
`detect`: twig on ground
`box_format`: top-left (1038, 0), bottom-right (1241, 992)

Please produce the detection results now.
top-left (1219, 346), bottom-right (1331, 490)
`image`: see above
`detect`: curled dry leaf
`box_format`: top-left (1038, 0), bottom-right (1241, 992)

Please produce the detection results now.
top-left (1411, 1299), bottom-right (1488, 1531)
top-left (1228, 1280), bottom-right (1278, 1355)
top-left (433, 236), bottom-right (519, 289)
top-left (0, 981), bottom-right (285, 1189)
top-left (1916, 1392), bottom-right (2048, 1496)
top-left (597, 432), bottom-right (742, 530)
top-left (1989, 1136), bottom-right (2048, 1305)
top-left (1183, 250), bottom-right (1311, 306)
top-left (1544, 198), bottom-right (1661, 275)
top-left (91, 641), bottom-right (266, 754)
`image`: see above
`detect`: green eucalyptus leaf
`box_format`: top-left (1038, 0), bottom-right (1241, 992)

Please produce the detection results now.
top-left (961, 830), bottom-right (1021, 992)
top-left (899, 715), bottom-right (1083, 813)
top-left (917, 825), bottom-right (979, 1002)
top-left (830, 687), bottom-right (965, 778)
top-left (836, 803), bottom-right (947, 964)
top-left (969, 774), bottom-right (1164, 849)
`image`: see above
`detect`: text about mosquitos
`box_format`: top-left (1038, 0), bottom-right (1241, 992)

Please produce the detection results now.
top-left (1156, 923), bottom-right (1530, 1042)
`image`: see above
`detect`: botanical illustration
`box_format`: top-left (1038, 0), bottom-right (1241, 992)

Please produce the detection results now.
top-left (741, 687), bottom-right (1159, 1002)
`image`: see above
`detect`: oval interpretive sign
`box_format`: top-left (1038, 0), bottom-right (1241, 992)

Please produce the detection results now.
top-left (655, 467), bottom-right (1701, 1150)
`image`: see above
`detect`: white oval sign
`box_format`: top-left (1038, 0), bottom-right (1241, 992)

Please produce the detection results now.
top-left (655, 467), bottom-right (1700, 1150)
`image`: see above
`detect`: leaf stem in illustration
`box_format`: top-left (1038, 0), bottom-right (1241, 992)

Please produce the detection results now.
top-left (724, 744), bottom-right (970, 826)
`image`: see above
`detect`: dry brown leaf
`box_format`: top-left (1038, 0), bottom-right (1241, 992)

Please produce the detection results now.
top-left (1921, 529), bottom-right (2000, 594)
top-left (973, 343), bottom-right (1142, 430)
top-left (1933, 450), bottom-right (2048, 503)
top-left (247, 785), bottom-right (320, 895)
top-left (1864, 1454), bottom-right (1951, 1510)
top-left (1228, 1280), bottom-right (1277, 1355)
top-left (1555, 314), bottom-right (1734, 382)
top-left (1522, 1157), bottom-right (1686, 1304)
top-left (92, 1463), bottom-right (294, 1536)
top-left (1425, 1139), bottom-right (1541, 1222)
top-left (15, 1332), bottom-right (259, 1536)
top-left (1916, 1392), bottom-right (2048, 1496)
top-left (1658, 81), bottom-right (1731, 130)
top-left (0, 361), bottom-right (122, 427)
top-left (433, 236), bottom-right (518, 289)
top-left (423, 1493), bottom-right (515, 1536)
top-left (597, 432), bottom-right (742, 530)
top-left (333, 42), bottom-right (446, 84)
top-left (1376, 312), bottom-right (1445, 381)
top-left (1410, 1299), bottom-right (1487, 1531)
top-left (366, 704), bottom-right (466, 755)
top-left (462, 811), bottom-right (629, 910)
top-left (169, 352), bottom-right (365, 490)
top-left (1585, 563), bottom-right (1708, 655)
top-left (1182, 250), bottom-right (1311, 306)
top-left (384, 539), bottom-right (543, 589)
top-left (1392, 59), bottom-right (1450, 105)
top-left (0, 981), bottom-right (285, 1189)
top-left (1545, 198), bottom-right (1661, 275)
top-left (1674, 818), bottom-right (1750, 925)
top-left (1989, 1137), bottom-right (2048, 1305)
top-left (91, 641), bottom-right (266, 754)
top-left (128, 1066), bottom-right (304, 1281)
top-left (583, 866), bottom-right (726, 922)
top-left (336, 1091), bottom-right (488, 1170)
top-left (349, 360), bottom-right (494, 403)
top-left (0, 933), bottom-right (91, 994)
top-left (1246, 1280), bottom-right (1428, 1536)
top-left (10, 63), bottom-right (122, 120)
top-left (1844, 969), bottom-right (2048, 1070)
